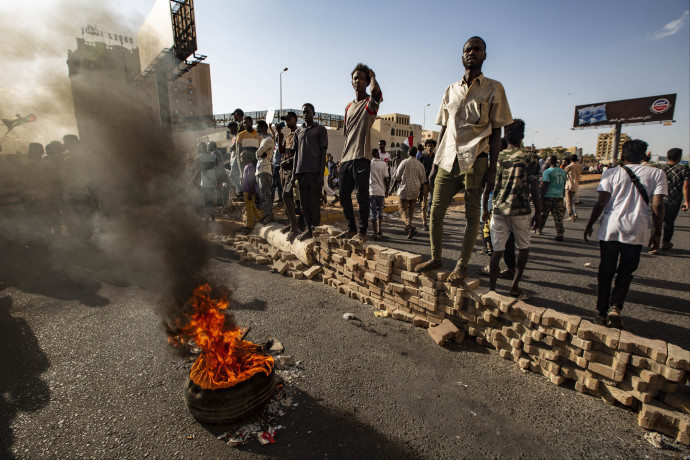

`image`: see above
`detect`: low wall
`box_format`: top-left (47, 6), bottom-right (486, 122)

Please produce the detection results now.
top-left (217, 224), bottom-right (690, 445)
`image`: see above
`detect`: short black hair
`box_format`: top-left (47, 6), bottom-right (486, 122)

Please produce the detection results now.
top-left (549, 155), bottom-right (559, 166)
top-left (622, 139), bottom-right (648, 163)
top-left (571, 154), bottom-right (579, 162)
top-left (424, 139), bottom-right (437, 147)
top-left (232, 108), bottom-right (244, 117)
top-left (372, 148), bottom-right (379, 158)
top-left (466, 36), bottom-right (486, 51)
top-left (228, 121), bottom-right (238, 130)
top-left (197, 142), bottom-right (207, 155)
top-left (244, 116), bottom-right (253, 123)
top-left (352, 63), bottom-right (371, 84)
top-left (667, 148), bottom-right (683, 162)
top-left (409, 146), bottom-right (418, 156)
top-left (503, 118), bottom-right (525, 147)
top-left (256, 120), bottom-right (268, 131)
top-left (302, 102), bottom-right (315, 114)
top-left (379, 139), bottom-right (386, 145)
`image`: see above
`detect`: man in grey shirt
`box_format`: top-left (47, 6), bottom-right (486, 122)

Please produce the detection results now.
top-left (292, 103), bottom-right (328, 241)
top-left (338, 63), bottom-right (382, 245)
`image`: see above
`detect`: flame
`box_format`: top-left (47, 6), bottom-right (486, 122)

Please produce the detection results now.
top-left (181, 284), bottom-right (273, 390)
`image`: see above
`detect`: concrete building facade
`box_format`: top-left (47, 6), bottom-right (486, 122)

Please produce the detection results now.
top-left (596, 129), bottom-right (631, 163)
top-left (371, 113), bottom-right (422, 154)
top-left (169, 63), bottom-right (213, 131)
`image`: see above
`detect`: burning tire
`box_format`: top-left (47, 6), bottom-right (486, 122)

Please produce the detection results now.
top-left (183, 368), bottom-right (276, 423)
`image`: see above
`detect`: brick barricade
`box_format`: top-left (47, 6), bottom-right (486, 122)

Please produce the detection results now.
top-left (214, 224), bottom-right (690, 445)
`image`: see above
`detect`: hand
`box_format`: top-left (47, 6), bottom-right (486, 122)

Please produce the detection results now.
top-left (481, 209), bottom-right (490, 222)
top-left (533, 213), bottom-right (542, 230)
top-left (648, 233), bottom-right (660, 252)
top-left (369, 69), bottom-right (377, 92)
top-left (682, 202), bottom-right (688, 212)
top-left (584, 224), bottom-right (593, 242)
top-left (429, 164), bottom-right (438, 188)
top-left (482, 166), bottom-right (496, 192)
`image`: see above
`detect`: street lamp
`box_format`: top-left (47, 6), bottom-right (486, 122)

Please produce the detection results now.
top-left (423, 103), bottom-right (430, 131)
top-left (531, 130), bottom-right (539, 148)
top-left (280, 67), bottom-right (288, 119)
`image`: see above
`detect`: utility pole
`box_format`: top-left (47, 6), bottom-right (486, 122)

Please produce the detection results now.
top-left (280, 67), bottom-right (288, 118)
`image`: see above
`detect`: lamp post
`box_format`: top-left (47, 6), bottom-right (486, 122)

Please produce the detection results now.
top-left (280, 67), bottom-right (288, 118)
top-left (531, 130), bottom-right (539, 148)
top-left (423, 103), bottom-right (430, 131)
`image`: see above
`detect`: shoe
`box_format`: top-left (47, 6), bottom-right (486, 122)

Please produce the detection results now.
top-left (555, 235), bottom-right (564, 241)
top-left (448, 262), bottom-right (468, 283)
top-left (337, 230), bottom-right (357, 239)
top-left (414, 258), bottom-right (442, 273)
top-left (287, 231), bottom-right (298, 243)
top-left (479, 265), bottom-right (490, 276)
top-left (297, 229), bottom-right (313, 241)
top-left (536, 229), bottom-right (543, 236)
top-left (349, 233), bottom-right (367, 245)
top-left (423, 224), bottom-right (429, 231)
top-left (408, 227), bottom-right (417, 239)
top-left (662, 242), bottom-right (673, 250)
top-left (280, 225), bottom-right (291, 234)
top-left (378, 231), bottom-right (383, 237)
top-left (593, 316), bottom-right (607, 326)
top-left (606, 306), bottom-right (623, 329)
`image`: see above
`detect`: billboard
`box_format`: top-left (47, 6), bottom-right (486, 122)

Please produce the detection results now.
top-left (137, 0), bottom-right (174, 73)
top-left (573, 94), bottom-right (676, 128)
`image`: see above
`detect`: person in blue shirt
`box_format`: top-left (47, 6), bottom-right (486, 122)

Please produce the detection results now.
top-left (536, 155), bottom-right (567, 240)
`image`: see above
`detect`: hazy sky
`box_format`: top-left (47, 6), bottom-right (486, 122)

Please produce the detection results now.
top-left (3, 0), bottom-right (689, 158)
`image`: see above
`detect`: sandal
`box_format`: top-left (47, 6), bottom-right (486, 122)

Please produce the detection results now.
top-left (509, 290), bottom-right (529, 301)
top-left (414, 258), bottom-right (442, 273)
top-left (349, 233), bottom-right (367, 245)
top-left (337, 230), bottom-right (357, 239)
top-left (501, 269), bottom-right (515, 280)
top-left (448, 263), bottom-right (468, 283)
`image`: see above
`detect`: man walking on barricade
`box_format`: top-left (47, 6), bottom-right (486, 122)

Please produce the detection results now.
top-left (584, 139), bottom-right (667, 328)
top-left (338, 63), bottom-right (383, 245)
top-left (486, 119), bottom-right (541, 299)
top-left (293, 103), bottom-right (328, 241)
top-left (415, 36), bottom-right (513, 281)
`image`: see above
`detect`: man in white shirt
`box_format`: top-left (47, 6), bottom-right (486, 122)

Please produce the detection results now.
top-left (378, 140), bottom-right (391, 167)
top-left (369, 149), bottom-right (390, 240)
top-left (391, 147), bottom-right (428, 239)
top-left (584, 139), bottom-right (667, 328)
top-left (255, 120), bottom-right (275, 223)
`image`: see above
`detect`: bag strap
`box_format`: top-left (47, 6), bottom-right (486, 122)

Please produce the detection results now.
top-left (621, 165), bottom-right (649, 205)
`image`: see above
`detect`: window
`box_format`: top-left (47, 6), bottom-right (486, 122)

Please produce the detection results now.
top-left (390, 128), bottom-right (394, 135)
top-left (175, 109), bottom-right (179, 114)
top-left (190, 111), bottom-right (194, 115)
top-left (175, 98), bottom-right (179, 103)
top-left (189, 89), bottom-right (193, 94)
top-left (188, 79), bottom-right (192, 83)
top-left (173, 87), bottom-right (178, 93)
top-left (189, 100), bottom-right (193, 105)
top-left (409, 130), bottom-right (413, 136)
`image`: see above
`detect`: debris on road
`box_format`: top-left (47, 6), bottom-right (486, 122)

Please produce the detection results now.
top-left (644, 431), bottom-right (665, 449)
top-left (584, 263), bottom-right (592, 267)
top-left (374, 310), bottom-right (389, 318)
top-left (455, 382), bottom-right (468, 388)
top-left (274, 354), bottom-right (296, 369)
top-left (428, 319), bottom-right (465, 346)
top-left (343, 312), bottom-right (358, 321)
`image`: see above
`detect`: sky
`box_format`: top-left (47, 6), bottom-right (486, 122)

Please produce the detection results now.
top-left (2, 0), bottom-right (689, 159)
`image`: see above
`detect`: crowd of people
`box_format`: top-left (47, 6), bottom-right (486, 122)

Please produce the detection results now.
top-left (3, 36), bottom-right (688, 330)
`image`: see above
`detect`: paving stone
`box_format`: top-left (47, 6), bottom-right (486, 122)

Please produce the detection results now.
top-left (577, 320), bottom-right (620, 349)
top-left (401, 270), bottom-right (419, 283)
top-left (303, 265), bottom-right (323, 280)
top-left (510, 301), bottom-right (547, 324)
top-left (541, 309), bottom-right (581, 334)
top-left (667, 343), bottom-right (690, 371)
top-left (481, 291), bottom-right (517, 313)
top-left (638, 399), bottom-right (690, 445)
top-left (618, 330), bottom-right (667, 364)
top-left (665, 385), bottom-right (690, 415)
top-left (413, 316), bottom-right (429, 328)
top-left (601, 383), bottom-right (637, 407)
top-left (583, 350), bottom-right (627, 373)
top-left (588, 361), bottom-right (625, 382)
top-left (272, 260), bottom-right (289, 275)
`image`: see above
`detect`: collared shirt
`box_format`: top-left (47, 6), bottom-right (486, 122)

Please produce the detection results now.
top-left (434, 74), bottom-right (513, 173)
top-left (393, 157), bottom-right (427, 200)
top-left (565, 162), bottom-right (583, 191)
top-left (341, 94), bottom-right (381, 163)
top-left (492, 148), bottom-right (540, 216)
top-left (294, 123), bottom-right (328, 174)
top-left (658, 163), bottom-right (689, 207)
top-left (255, 134), bottom-right (274, 176)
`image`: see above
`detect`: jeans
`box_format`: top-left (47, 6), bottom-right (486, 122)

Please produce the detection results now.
top-left (597, 240), bottom-right (642, 316)
top-left (256, 172), bottom-right (273, 219)
top-left (430, 155), bottom-right (487, 265)
top-left (296, 171), bottom-right (321, 229)
top-left (339, 158), bottom-right (370, 234)
top-left (663, 202), bottom-right (681, 244)
top-left (370, 195), bottom-right (385, 221)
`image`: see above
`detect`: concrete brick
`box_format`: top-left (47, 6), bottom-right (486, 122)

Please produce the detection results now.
top-left (538, 325), bottom-right (568, 342)
top-left (435, 270), bottom-right (451, 282)
top-left (413, 316), bottom-right (429, 328)
top-left (291, 270), bottom-right (304, 279)
top-left (638, 400), bottom-right (690, 445)
top-left (618, 330), bottom-right (667, 364)
top-left (541, 309), bottom-right (581, 334)
top-left (463, 278), bottom-right (480, 290)
top-left (667, 343), bottom-right (690, 371)
top-left (510, 301), bottom-right (547, 324)
top-left (601, 383), bottom-right (637, 407)
top-left (583, 350), bottom-right (627, 374)
top-left (577, 320), bottom-right (620, 349)
top-left (375, 271), bottom-right (391, 282)
top-left (481, 291), bottom-right (517, 313)
top-left (588, 361), bottom-right (625, 382)
top-left (665, 386), bottom-right (690, 415)
top-left (391, 309), bottom-right (415, 323)
top-left (394, 252), bottom-right (422, 271)
top-left (272, 260), bottom-right (289, 275)
top-left (630, 355), bottom-right (687, 383)
top-left (401, 270), bottom-right (419, 283)
top-left (303, 265), bottom-right (323, 280)
top-left (426, 312), bottom-right (443, 325)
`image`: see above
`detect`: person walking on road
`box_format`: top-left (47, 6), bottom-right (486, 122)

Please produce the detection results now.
top-left (584, 139), bottom-right (667, 328)
top-left (414, 36), bottom-right (513, 281)
top-left (338, 63), bottom-right (383, 245)
top-left (369, 149), bottom-right (390, 240)
top-left (537, 156), bottom-right (567, 241)
top-left (391, 147), bottom-right (428, 239)
top-left (657, 148), bottom-right (689, 250)
top-left (565, 154), bottom-right (583, 221)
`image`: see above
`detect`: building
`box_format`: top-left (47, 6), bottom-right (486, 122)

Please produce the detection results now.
top-left (168, 63), bottom-right (213, 130)
top-left (596, 129), bottom-right (631, 163)
top-left (421, 130), bottom-right (440, 144)
top-left (371, 113), bottom-right (422, 153)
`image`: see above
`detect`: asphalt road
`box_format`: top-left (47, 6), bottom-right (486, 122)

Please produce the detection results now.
top-left (1, 198), bottom-right (689, 459)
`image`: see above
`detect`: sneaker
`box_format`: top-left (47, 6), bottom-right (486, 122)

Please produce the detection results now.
top-left (414, 258), bottom-right (442, 273)
top-left (297, 229), bottom-right (313, 241)
top-left (662, 242), bottom-right (674, 250)
top-left (349, 233), bottom-right (367, 245)
top-left (378, 231), bottom-right (383, 237)
top-left (280, 225), bottom-right (292, 234)
top-left (536, 229), bottom-right (543, 235)
top-left (606, 306), bottom-right (623, 329)
top-left (555, 235), bottom-right (564, 242)
top-left (408, 227), bottom-right (417, 239)
top-left (287, 231), bottom-right (298, 243)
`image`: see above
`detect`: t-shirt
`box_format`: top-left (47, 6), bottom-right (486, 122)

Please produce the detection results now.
top-left (419, 152), bottom-right (434, 178)
top-left (597, 164), bottom-right (668, 245)
top-left (393, 157), bottom-right (427, 200)
top-left (369, 158), bottom-right (390, 196)
top-left (492, 148), bottom-right (540, 216)
top-left (255, 134), bottom-right (274, 176)
top-left (379, 151), bottom-right (391, 166)
top-left (195, 152), bottom-right (218, 189)
top-left (237, 130), bottom-right (261, 154)
top-left (542, 167), bottom-right (567, 198)
top-left (341, 95), bottom-right (381, 163)
top-left (658, 163), bottom-right (689, 207)
top-left (242, 163), bottom-right (257, 193)
top-left (565, 162), bottom-right (583, 191)
top-left (294, 123), bottom-right (328, 174)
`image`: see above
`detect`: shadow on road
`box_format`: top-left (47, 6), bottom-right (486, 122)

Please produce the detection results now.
top-left (0, 296), bottom-right (51, 460)
top-left (198, 387), bottom-right (422, 459)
